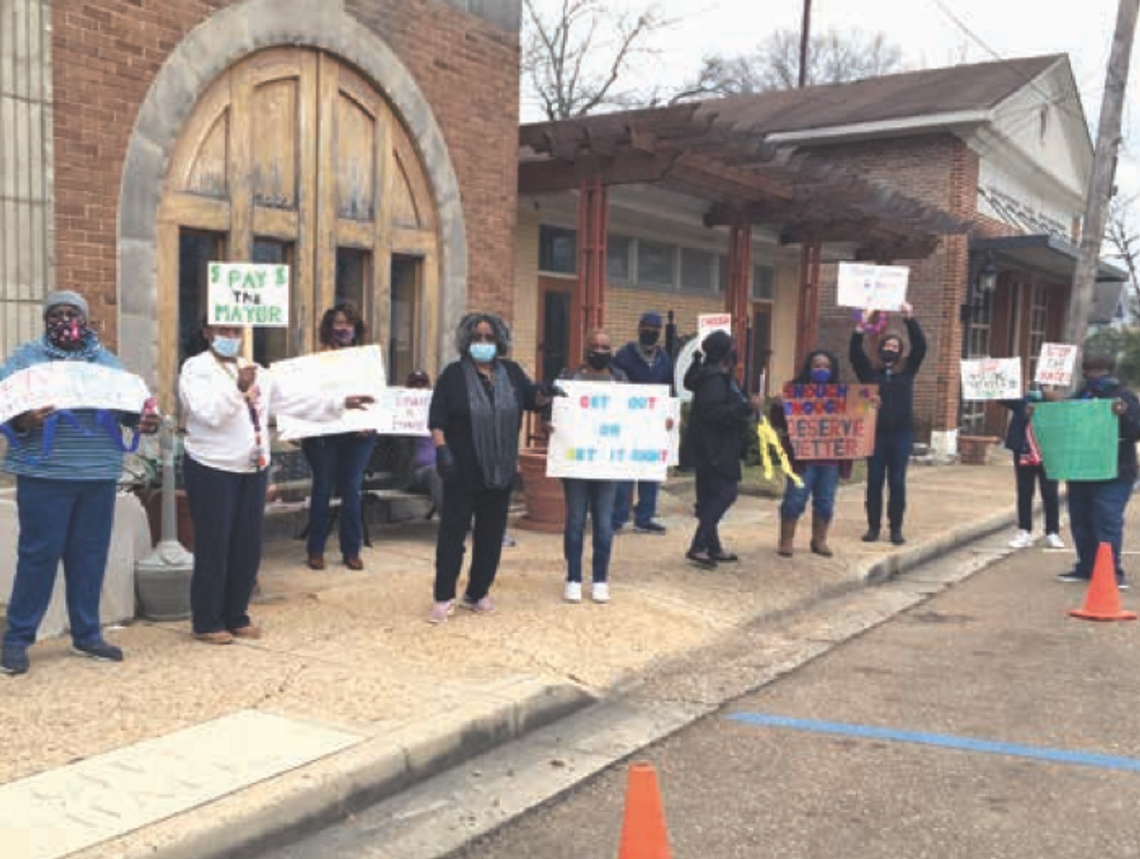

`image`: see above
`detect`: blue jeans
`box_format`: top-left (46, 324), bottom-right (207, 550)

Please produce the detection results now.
top-left (1067, 478), bottom-right (1133, 577)
top-left (612, 480), bottom-right (660, 529)
top-left (302, 433), bottom-right (377, 558)
top-left (4, 477), bottom-right (116, 650)
top-left (866, 429), bottom-right (913, 531)
top-left (780, 464), bottom-right (841, 521)
top-left (563, 478), bottom-right (616, 583)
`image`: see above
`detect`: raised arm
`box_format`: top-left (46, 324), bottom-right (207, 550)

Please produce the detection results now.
top-left (848, 330), bottom-right (874, 383)
top-left (903, 316), bottom-right (927, 375)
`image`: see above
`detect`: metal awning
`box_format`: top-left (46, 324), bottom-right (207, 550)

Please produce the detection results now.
top-left (971, 234), bottom-right (1127, 283)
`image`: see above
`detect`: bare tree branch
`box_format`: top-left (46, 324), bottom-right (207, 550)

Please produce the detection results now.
top-left (1105, 193), bottom-right (1140, 316)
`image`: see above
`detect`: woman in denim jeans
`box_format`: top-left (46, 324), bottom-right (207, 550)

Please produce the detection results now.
top-left (769, 350), bottom-right (851, 558)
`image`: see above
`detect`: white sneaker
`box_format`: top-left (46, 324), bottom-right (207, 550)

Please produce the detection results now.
top-left (591, 582), bottom-right (610, 603)
top-left (563, 581), bottom-right (582, 603)
top-left (1008, 530), bottom-right (1035, 549)
top-left (1045, 533), bottom-right (1066, 549)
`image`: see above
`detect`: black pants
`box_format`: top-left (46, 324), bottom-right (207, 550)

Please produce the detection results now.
top-left (690, 466), bottom-right (738, 555)
top-left (184, 455), bottom-right (268, 634)
top-left (1014, 457), bottom-right (1060, 534)
top-left (866, 428), bottom-right (913, 531)
top-left (433, 482), bottom-right (512, 602)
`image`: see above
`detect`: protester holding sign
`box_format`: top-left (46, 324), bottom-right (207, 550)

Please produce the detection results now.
top-left (611, 312), bottom-right (673, 535)
top-left (300, 304), bottom-right (378, 572)
top-left (999, 389), bottom-right (1064, 550)
top-left (767, 351), bottom-right (855, 559)
top-left (1052, 353), bottom-right (1140, 588)
top-left (427, 313), bottom-right (561, 624)
top-left (0, 292), bottom-right (160, 676)
top-left (680, 330), bottom-right (764, 570)
top-left (849, 301), bottom-right (925, 545)
top-left (179, 323), bottom-right (375, 644)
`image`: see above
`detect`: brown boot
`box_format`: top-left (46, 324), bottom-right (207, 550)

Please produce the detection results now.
top-left (777, 518), bottom-right (797, 557)
top-left (810, 514), bottom-right (833, 557)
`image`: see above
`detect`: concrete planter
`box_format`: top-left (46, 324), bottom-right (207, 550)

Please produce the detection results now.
top-left (957, 435), bottom-right (1000, 466)
top-left (516, 447), bottom-right (565, 532)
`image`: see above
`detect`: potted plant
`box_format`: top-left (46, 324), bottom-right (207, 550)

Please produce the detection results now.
top-left (956, 433), bottom-right (1000, 465)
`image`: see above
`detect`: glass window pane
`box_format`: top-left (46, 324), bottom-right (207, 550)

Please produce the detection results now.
top-left (540, 289), bottom-right (572, 383)
top-left (752, 264), bottom-right (774, 301)
top-left (539, 226), bottom-right (577, 274)
top-left (251, 239), bottom-right (293, 367)
top-left (335, 248), bottom-right (370, 318)
top-left (389, 255), bottom-right (419, 385)
top-left (638, 241), bottom-right (675, 287)
top-left (607, 235), bottom-right (632, 282)
top-left (178, 230), bottom-right (225, 368)
top-left (681, 248), bottom-right (714, 291)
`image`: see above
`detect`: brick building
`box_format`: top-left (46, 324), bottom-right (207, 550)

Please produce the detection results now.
top-left (1, 0), bottom-right (522, 407)
top-left (512, 56), bottom-right (1126, 456)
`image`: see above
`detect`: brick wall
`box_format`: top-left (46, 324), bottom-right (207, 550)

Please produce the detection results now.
top-left (52, 0), bottom-right (518, 349)
top-left (607, 284), bottom-right (725, 346)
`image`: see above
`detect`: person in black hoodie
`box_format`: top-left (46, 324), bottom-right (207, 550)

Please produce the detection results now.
top-left (849, 301), bottom-right (925, 545)
top-left (1053, 353), bottom-right (1140, 588)
top-left (680, 330), bottom-right (764, 569)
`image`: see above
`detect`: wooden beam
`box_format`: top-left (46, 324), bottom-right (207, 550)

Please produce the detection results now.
top-left (518, 150), bottom-right (680, 193)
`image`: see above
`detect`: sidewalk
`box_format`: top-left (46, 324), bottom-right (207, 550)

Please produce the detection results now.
top-left (2, 461), bottom-right (1058, 859)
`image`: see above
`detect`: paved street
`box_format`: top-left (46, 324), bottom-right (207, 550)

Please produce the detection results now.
top-left (445, 534), bottom-right (1140, 859)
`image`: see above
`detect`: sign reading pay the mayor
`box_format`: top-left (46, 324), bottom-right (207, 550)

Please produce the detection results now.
top-left (208, 262), bottom-right (290, 327)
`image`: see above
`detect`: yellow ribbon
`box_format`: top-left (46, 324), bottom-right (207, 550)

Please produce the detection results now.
top-left (758, 419), bottom-right (803, 487)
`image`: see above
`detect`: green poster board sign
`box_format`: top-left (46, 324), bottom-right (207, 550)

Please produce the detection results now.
top-left (1031, 399), bottom-right (1118, 481)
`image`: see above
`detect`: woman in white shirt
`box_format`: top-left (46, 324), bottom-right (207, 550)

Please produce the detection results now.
top-left (179, 324), bottom-right (373, 644)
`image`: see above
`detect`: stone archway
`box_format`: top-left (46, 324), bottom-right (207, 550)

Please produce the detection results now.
top-left (117, 0), bottom-right (467, 396)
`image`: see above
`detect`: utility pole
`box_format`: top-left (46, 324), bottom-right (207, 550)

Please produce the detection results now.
top-left (798, 0), bottom-right (812, 88)
top-left (1065, 0), bottom-right (1140, 348)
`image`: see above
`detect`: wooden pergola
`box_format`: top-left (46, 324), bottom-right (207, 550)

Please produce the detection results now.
top-left (519, 103), bottom-right (970, 367)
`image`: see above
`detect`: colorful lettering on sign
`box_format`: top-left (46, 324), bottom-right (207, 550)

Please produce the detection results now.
top-left (580, 395), bottom-right (611, 409)
top-left (781, 384), bottom-right (877, 461)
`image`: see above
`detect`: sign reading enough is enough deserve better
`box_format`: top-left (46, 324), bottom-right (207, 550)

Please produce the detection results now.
top-left (781, 383), bottom-right (879, 460)
top-left (546, 381), bottom-right (675, 481)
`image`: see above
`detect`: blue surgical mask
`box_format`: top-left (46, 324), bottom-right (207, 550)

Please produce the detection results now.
top-left (810, 368), bottom-right (831, 383)
top-left (212, 336), bottom-right (242, 359)
top-left (469, 342), bottom-right (497, 363)
top-left (1087, 375), bottom-right (1116, 395)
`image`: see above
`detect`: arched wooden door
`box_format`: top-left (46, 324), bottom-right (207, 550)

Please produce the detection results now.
top-left (157, 48), bottom-right (440, 407)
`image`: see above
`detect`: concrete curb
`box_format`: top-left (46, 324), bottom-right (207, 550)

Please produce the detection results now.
top-left (101, 682), bottom-right (594, 859)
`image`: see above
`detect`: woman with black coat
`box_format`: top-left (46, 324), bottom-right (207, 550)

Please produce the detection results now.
top-left (680, 330), bottom-right (764, 569)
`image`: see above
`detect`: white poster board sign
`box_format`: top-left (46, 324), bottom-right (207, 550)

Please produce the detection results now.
top-left (960, 357), bottom-right (1022, 401)
top-left (697, 313), bottom-right (732, 340)
top-left (837, 262), bottom-right (910, 311)
top-left (0, 362), bottom-right (151, 426)
top-left (674, 339), bottom-right (701, 404)
top-left (546, 382), bottom-right (673, 481)
top-left (208, 262), bottom-right (290, 327)
top-left (1035, 343), bottom-right (1078, 387)
top-left (665, 398), bottom-right (681, 466)
top-left (272, 346), bottom-right (387, 440)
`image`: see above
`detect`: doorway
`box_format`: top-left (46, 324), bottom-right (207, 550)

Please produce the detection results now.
top-left (537, 279), bottom-right (577, 383)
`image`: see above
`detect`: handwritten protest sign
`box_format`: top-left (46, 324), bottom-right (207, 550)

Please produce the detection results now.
top-left (836, 262), bottom-right (910, 311)
top-left (1035, 343), bottom-right (1078, 387)
top-left (665, 398), bottom-right (681, 466)
top-left (1032, 399), bottom-right (1118, 481)
top-left (0, 362), bottom-right (151, 426)
top-left (781, 383), bottom-right (878, 460)
top-left (379, 387), bottom-right (432, 436)
top-left (698, 313), bottom-right (732, 340)
top-left (960, 357), bottom-right (1021, 401)
top-left (272, 346), bottom-right (386, 440)
top-left (547, 382), bottom-right (673, 481)
top-left (208, 262), bottom-right (290, 327)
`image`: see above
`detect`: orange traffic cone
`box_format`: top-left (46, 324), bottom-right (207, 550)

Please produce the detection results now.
top-left (1069, 542), bottom-right (1137, 621)
top-left (617, 761), bottom-right (672, 859)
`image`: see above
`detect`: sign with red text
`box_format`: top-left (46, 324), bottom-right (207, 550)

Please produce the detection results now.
top-left (697, 313), bottom-right (732, 340)
top-left (546, 382), bottom-right (674, 481)
top-left (837, 262), bottom-right (910, 311)
top-left (781, 383), bottom-right (879, 460)
top-left (960, 357), bottom-right (1021, 401)
top-left (1035, 343), bottom-right (1077, 387)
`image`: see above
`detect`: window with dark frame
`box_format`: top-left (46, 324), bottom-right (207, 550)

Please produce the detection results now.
top-left (752, 264), bottom-right (774, 301)
top-left (607, 235), bottom-right (633, 282)
top-left (637, 240), bottom-right (676, 287)
top-left (680, 248), bottom-right (715, 292)
top-left (538, 225), bottom-right (577, 275)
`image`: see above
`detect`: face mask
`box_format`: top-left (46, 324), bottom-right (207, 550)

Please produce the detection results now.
top-left (639, 329), bottom-right (660, 347)
top-left (880, 348), bottom-right (899, 365)
top-left (212, 336), bottom-right (242, 359)
top-left (332, 328), bottom-right (355, 346)
top-left (47, 317), bottom-right (86, 347)
top-left (1026, 390), bottom-right (1043, 402)
top-left (586, 351), bottom-right (612, 371)
top-left (810, 367), bottom-right (831, 384)
top-left (1087, 375), bottom-right (1115, 395)
top-left (469, 342), bottom-right (497, 363)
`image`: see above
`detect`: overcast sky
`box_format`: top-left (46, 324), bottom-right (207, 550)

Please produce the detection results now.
top-left (522, 0), bottom-right (1140, 190)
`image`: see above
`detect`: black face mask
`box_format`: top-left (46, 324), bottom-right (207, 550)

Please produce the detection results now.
top-left (639, 329), bottom-right (660, 347)
top-left (586, 351), bottom-right (612, 371)
top-left (879, 348), bottom-right (900, 365)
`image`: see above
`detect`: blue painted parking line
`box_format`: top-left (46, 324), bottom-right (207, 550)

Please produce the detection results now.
top-left (728, 712), bottom-right (1140, 774)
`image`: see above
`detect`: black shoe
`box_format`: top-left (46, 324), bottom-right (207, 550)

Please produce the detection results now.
top-left (861, 529), bottom-right (880, 543)
top-left (685, 550), bottom-right (718, 570)
top-left (1, 645), bottom-right (29, 676)
top-left (71, 640), bottom-right (124, 663)
top-left (890, 530), bottom-right (906, 546)
top-left (634, 521), bottom-right (667, 535)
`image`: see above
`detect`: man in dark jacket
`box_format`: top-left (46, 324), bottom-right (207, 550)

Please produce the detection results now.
top-left (610, 311), bottom-right (673, 534)
top-left (1056, 353), bottom-right (1140, 588)
top-left (849, 301), bottom-right (925, 545)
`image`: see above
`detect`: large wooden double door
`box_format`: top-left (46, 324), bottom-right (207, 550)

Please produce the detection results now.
top-left (158, 48), bottom-right (440, 403)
